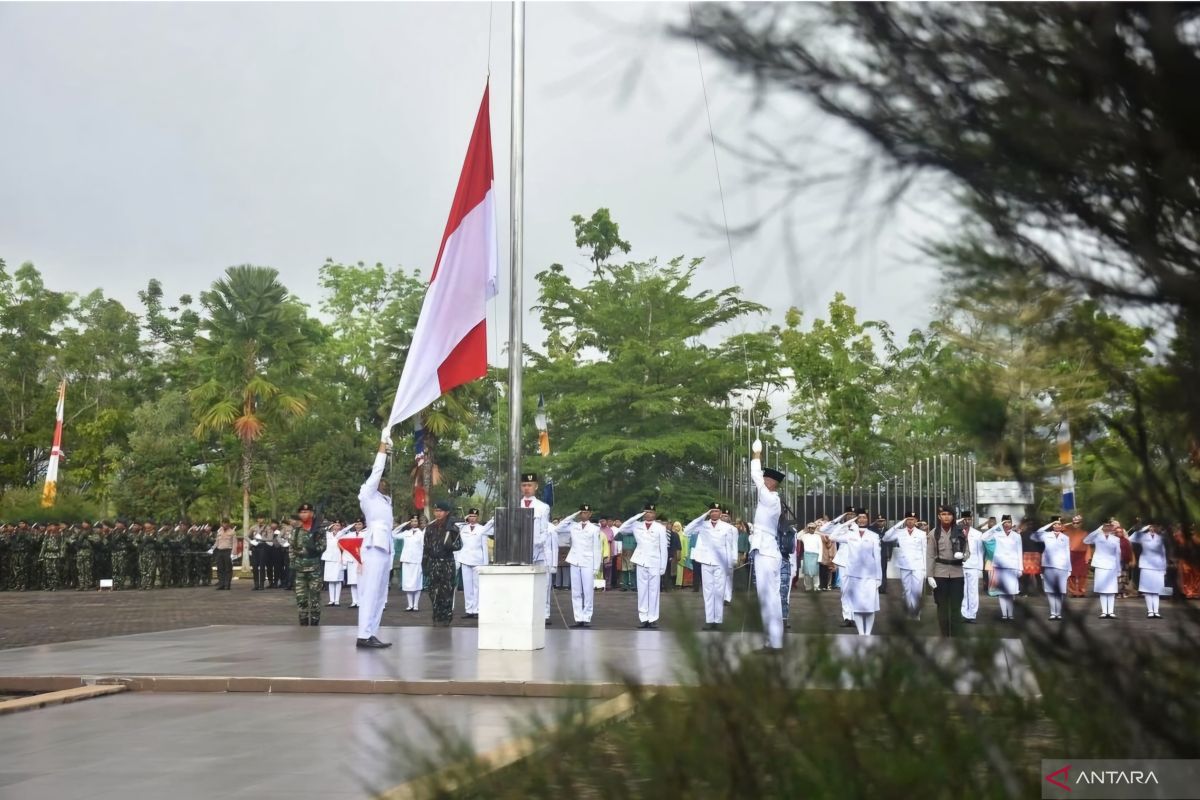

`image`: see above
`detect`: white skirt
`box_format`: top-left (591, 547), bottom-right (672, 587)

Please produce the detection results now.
top-left (1042, 566), bottom-right (1068, 595)
top-left (1093, 566), bottom-right (1118, 594)
top-left (994, 567), bottom-right (1020, 596)
top-left (344, 562), bottom-right (360, 585)
top-left (1138, 568), bottom-right (1165, 595)
top-left (322, 561), bottom-right (343, 583)
top-left (401, 563), bottom-right (423, 592)
top-left (844, 576), bottom-right (880, 613)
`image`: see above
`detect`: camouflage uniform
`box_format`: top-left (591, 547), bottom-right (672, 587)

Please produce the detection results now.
top-left (75, 524), bottom-right (99, 590)
top-left (137, 526), bottom-right (160, 589)
top-left (8, 527), bottom-right (31, 590)
top-left (0, 526), bottom-right (11, 591)
top-left (197, 526), bottom-right (214, 586)
top-left (39, 528), bottom-right (64, 591)
top-left (109, 523), bottom-right (130, 589)
top-left (423, 518), bottom-right (463, 626)
top-left (291, 517), bottom-right (324, 626)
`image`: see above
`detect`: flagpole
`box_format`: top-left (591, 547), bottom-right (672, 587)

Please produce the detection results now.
top-left (505, 0), bottom-right (526, 537)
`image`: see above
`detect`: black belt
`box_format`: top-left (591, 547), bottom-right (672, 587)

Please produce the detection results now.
top-left (934, 557), bottom-right (961, 566)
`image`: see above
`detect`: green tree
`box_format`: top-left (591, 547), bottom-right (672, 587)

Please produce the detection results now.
top-left (189, 266), bottom-right (318, 564)
top-left (524, 211), bottom-right (780, 515)
top-left (111, 392), bottom-right (203, 519)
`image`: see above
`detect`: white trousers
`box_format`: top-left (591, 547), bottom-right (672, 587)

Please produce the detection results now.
top-left (461, 564), bottom-right (480, 614)
top-left (754, 553), bottom-right (784, 649)
top-left (356, 546), bottom-right (391, 640)
top-left (839, 572), bottom-right (853, 620)
top-left (535, 559), bottom-right (552, 619)
top-left (900, 569), bottom-right (924, 616)
top-left (962, 567), bottom-right (981, 620)
top-left (570, 565), bottom-right (594, 622)
top-left (636, 565), bottom-right (661, 623)
top-left (700, 563), bottom-right (726, 624)
top-left (725, 568), bottom-right (733, 603)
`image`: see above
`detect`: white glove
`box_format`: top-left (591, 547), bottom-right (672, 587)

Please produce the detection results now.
top-left (752, 439), bottom-right (762, 454)
top-left (927, 577), bottom-right (937, 589)
top-left (381, 428), bottom-right (393, 448)
top-left (953, 551), bottom-right (964, 560)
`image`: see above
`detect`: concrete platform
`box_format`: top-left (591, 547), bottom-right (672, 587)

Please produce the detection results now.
top-left (0, 624), bottom-right (1038, 698)
top-left (0, 691), bottom-right (579, 800)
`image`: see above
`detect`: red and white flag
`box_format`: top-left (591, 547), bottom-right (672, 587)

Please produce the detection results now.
top-left (386, 83), bottom-right (499, 430)
top-left (41, 380), bottom-right (66, 508)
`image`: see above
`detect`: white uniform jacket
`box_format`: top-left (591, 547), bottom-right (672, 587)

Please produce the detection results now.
top-left (357, 452), bottom-right (394, 554)
top-left (618, 513), bottom-right (669, 575)
top-left (881, 522), bottom-right (927, 574)
top-left (556, 513), bottom-right (605, 575)
top-left (749, 457), bottom-right (782, 558)
top-left (983, 524), bottom-right (1023, 570)
top-left (455, 519), bottom-right (494, 567)
top-left (1032, 523), bottom-right (1072, 570)
top-left (685, 513), bottom-right (737, 571)
top-left (1083, 527), bottom-right (1122, 570)
top-left (1130, 528), bottom-right (1167, 571)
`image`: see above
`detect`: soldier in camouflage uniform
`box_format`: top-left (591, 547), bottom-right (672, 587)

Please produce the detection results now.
top-left (198, 524), bottom-right (215, 586)
top-left (137, 523), bottom-right (159, 589)
top-left (39, 524), bottom-right (65, 591)
top-left (109, 521), bottom-right (131, 589)
top-left (0, 523), bottom-right (11, 591)
top-left (292, 505), bottom-right (324, 626)
top-left (29, 523), bottom-right (47, 590)
top-left (75, 520), bottom-right (100, 591)
top-left (61, 523), bottom-right (79, 589)
top-left (9, 521), bottom-right (32, 590)
top-left (423, 502), bottom-right (464, 626)
top-left (163, 523), bottom-right (183, 587)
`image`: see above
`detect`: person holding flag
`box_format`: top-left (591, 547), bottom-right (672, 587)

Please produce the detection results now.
top-left (748, 439), bottom-right (787, 650)
top-left (355, 442), bottom-right (394, 649)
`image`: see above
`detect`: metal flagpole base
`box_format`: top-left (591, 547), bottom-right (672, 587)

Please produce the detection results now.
top-left (476, 565), bottom-right (547, 651)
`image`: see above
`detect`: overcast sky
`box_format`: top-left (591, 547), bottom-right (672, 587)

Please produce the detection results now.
top-left (1, 1), bottom-right (953, 372)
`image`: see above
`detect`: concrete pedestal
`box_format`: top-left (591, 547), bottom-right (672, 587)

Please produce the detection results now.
top-left (477, 565), bottom-right (547, 651)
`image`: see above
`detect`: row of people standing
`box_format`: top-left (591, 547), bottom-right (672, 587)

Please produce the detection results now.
top-left (0, 520), bottom-right (217, 591)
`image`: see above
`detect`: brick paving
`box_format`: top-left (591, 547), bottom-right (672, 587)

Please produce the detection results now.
top-left (1, 572), bottom-right (1194, 651)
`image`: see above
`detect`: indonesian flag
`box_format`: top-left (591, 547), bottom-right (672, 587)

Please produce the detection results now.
top-left (385, 83), bottom-right (499, 430)
top-left (41, 381), bottom-right (66, 508)
top-left (338, 537), bottom-right (364, 565)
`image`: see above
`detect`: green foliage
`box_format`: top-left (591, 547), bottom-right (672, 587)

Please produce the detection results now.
top-left (109, 392), bottom-right (203, 520)
top-left (0, 488), bottom-right (100, 524)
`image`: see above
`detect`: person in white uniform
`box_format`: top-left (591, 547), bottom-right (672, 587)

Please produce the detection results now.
top-left (748, 440), bottom-right (786, 650)
top-left (882, 510), bottom-right (927, 619)
top-left (982, 515), bottom-right (1023, 621)
top-left (961, 515), bottom-right (985, 623)
top-left (685, 502), bottom-right (738, 629)
top-left (1130, 523), bottom-right (1168, 618)
top-left (820, 506), bottom-right (858, 628)
top-left (721, 505), bottom-right (736, 604)
top-left (1084, 520), bottom-right (1125, 618)
top-left (827, 509), bottom-right (882, 635)
top-left (344, 519), bottom-right (364, 608)
top-left (618, 504), bottom-right (670, 629)
top-left (454, 508), bottom-right (493, 619)
top-left (322, 521), bottom-right (345, 607)
top-left (555, 504), bottom-right (605, 628)
top-left (355, 441), bottom-right (394, 649)
top-left (516, 472), bottom-right (555, 626)
top-left (397, 518), bottom-right (424, 611)
top-left (1032, 516), bottom-right (1071, 620)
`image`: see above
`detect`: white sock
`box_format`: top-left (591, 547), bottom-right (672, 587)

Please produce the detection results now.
top-left (853, 614), bottom-right (866, 635)
top-left (410, 591), bottom-right (420, 610)
top-left (1148, 594), bottom-right (1159, 614)
top-left (350, 585), bottom-right (359, 604)
top-left (864, 612), bottom-right (875, 635)
top-left (329, 583), bottom-right (341, 604)
top-left (1048, 594), bottom-right (1060, 616)
top-left (1101, 594), bottom-right (1114, 614)
top-left (999, 596), bottom-right (1013, 617)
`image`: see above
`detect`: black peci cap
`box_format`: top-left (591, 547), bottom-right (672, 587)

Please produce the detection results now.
top-left (762, 467), bottom-right (785, 483)
top-left (298, 503), bottom-right (314, 513)
top-left (521, 472), bottom-right (538, 483)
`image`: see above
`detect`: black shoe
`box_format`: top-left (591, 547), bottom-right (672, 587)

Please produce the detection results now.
top-left (310, 621), bottom-right (319, 627)
top-left (570, 621), bottom-right (586, 628)
top-left (754, 646), bottom-right (782, 656)
top-left (349, 604), bottom-right (359, 608)
top-left (638, 621), bottom-right (650, 629)
top-left (356, 637), bottom-right (384, 649)
top-left (964, 618), bottom-right (977, 624)
top-left (299, 619), bottom-right (310, 626)
top-left (545, 620), bottom-right (552, 627)
top-left (581, 622), bottom-right (591, 628)
top-left (840, 619), bottom-right (855, 628)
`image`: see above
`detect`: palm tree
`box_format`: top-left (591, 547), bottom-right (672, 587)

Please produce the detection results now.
top-left (189, 266), bottom-right (315, 568)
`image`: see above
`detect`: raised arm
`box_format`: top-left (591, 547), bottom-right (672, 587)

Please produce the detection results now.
top-left (480, 518), bottom-right (496, 537)
top-left (659, 527), bottom-right (669, 575)
top-left (358, 447), bottom-right (388, 500)
top-left (981, 523), bottom-right (1003, 542)
top-left (1083, 526), bottom-right (1105, 545)
top-left (555, 511), bottom-right (580, 536)
top-left (616, 512), bottom-right (644, 534)
top-left (881, 520), bottom-right (906, 543)
top-left (683, 512), bottom-right (708, 537)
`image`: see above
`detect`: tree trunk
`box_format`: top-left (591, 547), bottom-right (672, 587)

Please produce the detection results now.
top-left (240, 447), bottom-right (252, 569)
